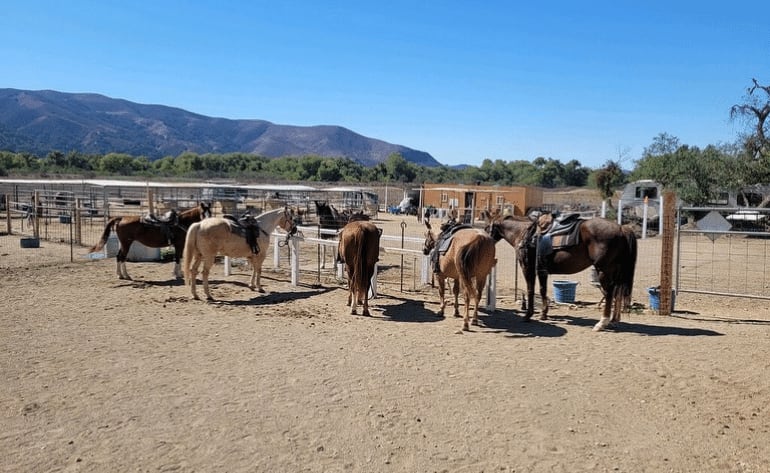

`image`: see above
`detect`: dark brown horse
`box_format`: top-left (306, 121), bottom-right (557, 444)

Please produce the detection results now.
top-left (423, 220), bottom-right (497, 331)
top-left (486, 211), bottom-right (637, 331)
top-left (90, 202), bottom-right (212, 280)
top-left (314, 200), bottom-right (369, 268)
top-left (337, 220), bottom-right (381, 317)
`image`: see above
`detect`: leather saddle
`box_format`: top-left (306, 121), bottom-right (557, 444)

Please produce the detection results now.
top-left (224, 213), bottom-right (267, 254)
top-left (536, 213), bottom-right (584, 257)
top-left (431, 222), bottom-right (474, 272)
top-left (142, 210), bottom-right (178, 245)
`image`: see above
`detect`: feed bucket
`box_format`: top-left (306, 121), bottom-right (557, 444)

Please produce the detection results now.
top-left (552, 280), bottom-right (578, 303)
top-left (647, 287), bottom-right (676, 311)
top-left (20, 237), bottom-right (40, 249)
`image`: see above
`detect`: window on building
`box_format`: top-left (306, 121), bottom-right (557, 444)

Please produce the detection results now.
top-left (496, 196), bottom-right (504, 205)
top-left (441, 192), bottom-right (448, 203)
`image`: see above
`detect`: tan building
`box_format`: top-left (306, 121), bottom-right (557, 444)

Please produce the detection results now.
top-left (420, 183), bottom-right (543, 223)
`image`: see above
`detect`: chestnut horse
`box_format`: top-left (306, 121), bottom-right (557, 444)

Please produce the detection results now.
top-left (89, 202), bottom-right (212, 280)
top-left (337, 220), bottom-right (381, 317)
top-left (183, 207), bottom-right (297, 301)
top-left (423, 220), bottom-right (497, 331)
top-left (485, 212), bottom-right (637, 331)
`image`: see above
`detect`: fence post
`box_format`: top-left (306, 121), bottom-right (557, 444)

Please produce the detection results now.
top-left (33, 190), bottom-right (41, 238)
top-left (273, 235), bottom-right (281, 269)
top-left (74, 198), bottom-right (82, 245)
top-left (658, 190), bottom-right (677, 315)
top-left (5, 194), bottom-right (11, 235)
top-left (485, 264), bottom-right (497, 311)
top-left (290, 237), bottom-right (299, 286)
top-left (617, 199), bottom-right (622, 225)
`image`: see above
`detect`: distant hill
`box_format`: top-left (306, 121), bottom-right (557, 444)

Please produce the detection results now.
top-left (0, 88), bottom-right (440, 167)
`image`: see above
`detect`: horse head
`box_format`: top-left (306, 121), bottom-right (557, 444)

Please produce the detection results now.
top-left (199, 202), bottom-right (213, 219)
top-left (281, 207), bottom-right (298, 236)
top-left (422, 220), bottom-right (437, 255)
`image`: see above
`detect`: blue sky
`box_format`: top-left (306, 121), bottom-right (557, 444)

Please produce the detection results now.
top-left (2, 1), bottom-right (769, 168)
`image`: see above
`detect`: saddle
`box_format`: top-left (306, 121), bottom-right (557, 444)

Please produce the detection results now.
top-left (431, 221), bottom-right (474, 273)
top-left (224, 213), bottom-right (267, 255)
top-left (535, 213), bottom-right (585, 269)
top-left (142, 210), bottom-right (178, 245)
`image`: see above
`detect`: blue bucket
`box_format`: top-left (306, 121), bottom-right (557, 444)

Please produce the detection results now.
top-left (647, 287), bottom-right (676, 311)
top-left (552, 280), bottom-right (578, 303)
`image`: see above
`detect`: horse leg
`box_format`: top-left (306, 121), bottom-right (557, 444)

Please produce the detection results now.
top-left (173, 243), bottom-right (183, 279)
top-left (437, 276), bottom-right (447, 316)
top-left (473, 277), bottom-right (487, 327)
top-left (349, 285), bottom-right (358, 315)
top-left (461, 282), bottom-right (473, 331)
top-left (202, 256), bottom-right (216, 301)
top-left (255, 260), bottom-right (264, 293)
top-left (361, 280), bottom-right (371, 317)
top-left (593, 284), bottom-right (614, 331)
top-left (538, 272), bottom-right (550, 320)
top-left (452, 279), bottom-right (461, 318)
top-left (116, 249), bottom-right (131, 280)
top-left (189, 256), bottom-right (201, 300)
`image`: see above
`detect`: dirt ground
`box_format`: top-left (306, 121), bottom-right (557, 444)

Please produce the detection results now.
top-left (2, 214), bottom-right (770, 472)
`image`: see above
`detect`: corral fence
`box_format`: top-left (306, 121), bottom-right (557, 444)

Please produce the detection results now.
top-left (676, 206), bottom-right (770, 300)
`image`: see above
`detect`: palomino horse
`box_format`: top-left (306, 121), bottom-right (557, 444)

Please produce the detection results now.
top-left (337, 220), bottom-right (381, 317)
top-left (183, 207), bottom-right (297, 300)
top-left (486, 212), bottom-right (637, 331)
top-left (89, 202), bottom-right (212, 280)
top-left (423, 220), bottom-right (497, 331)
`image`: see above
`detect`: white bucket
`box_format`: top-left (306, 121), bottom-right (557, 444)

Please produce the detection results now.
top-left (105, 234), bottom-right (119, 258)
top-left (126, 242), bottom-right (161, 262)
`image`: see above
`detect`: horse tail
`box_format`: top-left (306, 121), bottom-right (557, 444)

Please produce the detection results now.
top-left (351, 230), bottom-right (368, 299)
top-left (89, 217), bottom-right (121, 253)
top-left (183, 221), bottom-right (200, 283)
top-left (617, 226), bottom-right (638, 307)
top-left (457, 235), bottom-right (485, 299)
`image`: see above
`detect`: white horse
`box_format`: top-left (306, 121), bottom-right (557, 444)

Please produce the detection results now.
top-left (183, 207), bottom-right (296, 300)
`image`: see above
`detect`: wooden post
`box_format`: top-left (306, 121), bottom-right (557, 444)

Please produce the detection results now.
top-left (5, 194), bottom-right (11, 235)
top-left (33, 190), bottom-right (41, 238)
top-left (74, 198), bottom-right (82, 245)
top-left (658, 190), bottom-right (677, 315)
top-left (147, 188), bottom-right (155, 215)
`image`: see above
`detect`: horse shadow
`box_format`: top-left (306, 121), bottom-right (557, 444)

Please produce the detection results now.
top-left (210, 284), bottom-right (336, 306)
top-left (541, 314), bottom-right (725, 336)
top-left (477, 308), bottom-right (569, 338)
top-left (374, 294), bottom-right (447, 323)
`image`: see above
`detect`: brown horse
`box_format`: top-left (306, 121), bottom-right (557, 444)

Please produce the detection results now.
top-left (423, 220), bottom-right (497, 331)
top-left (486, 211), bottom-right (637, 331)
top-left (183, 207), bottom-right (297, 301)
top-left (337, 220), bottom-right (381, 317)
top-left (89, 202), bottom-right (212, 280)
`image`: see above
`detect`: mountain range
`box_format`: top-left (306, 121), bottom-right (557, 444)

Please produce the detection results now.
top-left (0, 88), bottom-right (440, 167)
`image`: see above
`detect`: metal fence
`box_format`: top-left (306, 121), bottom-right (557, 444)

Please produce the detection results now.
top-left (676, 206), bottom-right (770, 300)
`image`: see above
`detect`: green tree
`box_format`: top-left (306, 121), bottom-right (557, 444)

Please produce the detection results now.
top-left (731, 78), bottom-right (770, 158)
top-left (594, 160), bottom-right (625, 209)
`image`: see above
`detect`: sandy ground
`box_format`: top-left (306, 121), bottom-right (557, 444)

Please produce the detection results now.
top-left (2, 215), bottom-right (770, 473)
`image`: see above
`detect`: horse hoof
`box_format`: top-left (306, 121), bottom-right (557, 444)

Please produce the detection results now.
top-left (592, 324), bottom-right (605, 332)
top-left (462, 325), bottom-right (470, 331)
top-left (258, 288), bottom-right (265, 293)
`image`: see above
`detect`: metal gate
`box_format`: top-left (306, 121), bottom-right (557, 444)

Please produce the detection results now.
top-left (676, 206), bottom-right (770, 300)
